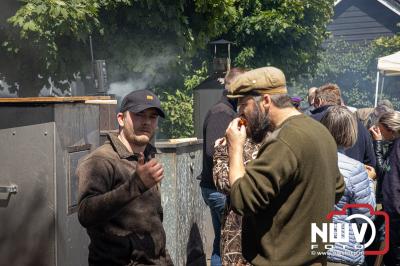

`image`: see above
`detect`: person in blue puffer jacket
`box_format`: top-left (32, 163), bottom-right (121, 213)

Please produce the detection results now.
top-left (321, 106), bottom-right (376, 266)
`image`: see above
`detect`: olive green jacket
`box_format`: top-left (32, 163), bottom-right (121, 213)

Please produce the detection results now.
top-left (230, 114), bottom-right (345, 266)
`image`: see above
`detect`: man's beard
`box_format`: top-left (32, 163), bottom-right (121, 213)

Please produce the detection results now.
top-left (123, 127), bottom-right (152, 146)
top-left (246, 104), bottom-right (272, 143)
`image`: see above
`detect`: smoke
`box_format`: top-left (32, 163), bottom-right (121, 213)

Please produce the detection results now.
top-left (107, 47), bottom-right (178, 100)
top-left (0, 79), bottom-right (17, 97)
top-left (108, 75), bottom-right (152, 100)
top-left (38, 77), bottom-right (71, 97)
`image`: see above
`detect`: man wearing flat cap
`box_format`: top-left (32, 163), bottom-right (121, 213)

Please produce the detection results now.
top-left (77, 89), bottom-right (173, 266)
top-left (225, 67), bottom-right (345, 266)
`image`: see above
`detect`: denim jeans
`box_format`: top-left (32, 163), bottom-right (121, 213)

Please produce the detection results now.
top-left (201, 186), bottom-right (226, 266)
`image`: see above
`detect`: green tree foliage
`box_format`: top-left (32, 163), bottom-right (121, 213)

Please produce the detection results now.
top-left (7, 0), bottom-right (102, 55)
top-left (229, 0), bottom-right (334, 78)
top-left (2, 0), bottom-right (237, 95)
top-left (3, 0), bottom-right (334, 93)
top-left (3, 0), bottom-right (336, 136)
top-left (157, 62), bottom-right (208, 138)
top-left (6, 0), bottom-right (236, 58)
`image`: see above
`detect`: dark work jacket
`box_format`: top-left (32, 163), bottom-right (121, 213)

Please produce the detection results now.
top-left (381, 138), bottom-right (400, 217)
top-left (311, 105), bottom-right (376, 168)
top-left (200, 92), bottom-right (237, 189)
top-left (77, 133), bottom-right (173, 266)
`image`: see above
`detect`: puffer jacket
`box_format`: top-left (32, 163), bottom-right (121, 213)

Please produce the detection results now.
top-left (327, 152), bottom-right (376, 265)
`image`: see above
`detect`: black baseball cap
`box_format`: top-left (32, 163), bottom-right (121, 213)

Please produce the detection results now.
top-left (119, 89), bottom-right (165, 118)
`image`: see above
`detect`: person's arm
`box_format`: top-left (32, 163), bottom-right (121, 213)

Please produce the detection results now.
top-left (212, 138), bottom-right (231, 194)
top-left (77, 157), bottom-right (148, 227)
top-left (229, 139), bottom-right (298, 216)
top-left (369, 126), bottom-right (385, 178)
top-left (335, 173), bottom-right (345, 204)
top-left (206, 112), bottom-right (235, 154)
top-left (365, 165), bottom-right (377, 180)
top-left (373, 140), bottom-right (386, 178)
top-left (362, 124), bottom-right (376, 168)
top-left (225, 117), bottom-right (246, 187)
top-left (77, 154), bottom-right (163, 228)
top-left (348, 164), bottom-right (376, 220)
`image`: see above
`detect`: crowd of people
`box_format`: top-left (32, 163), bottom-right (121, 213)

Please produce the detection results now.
top-left (201, 67), bottom-right (400, 266)
top-left (74, 65), bottom-right (400, 266)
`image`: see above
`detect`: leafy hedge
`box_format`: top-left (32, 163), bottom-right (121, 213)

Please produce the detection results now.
top-left (157, 62), bottom-right (208, 139)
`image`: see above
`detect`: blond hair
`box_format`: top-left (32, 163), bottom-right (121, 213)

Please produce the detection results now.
top-left (378, 111), bottom-right (400, 136)
top-left (321, 105), bottom-right (358, 148)
top-left (308, 87), bottom-right (318, 105)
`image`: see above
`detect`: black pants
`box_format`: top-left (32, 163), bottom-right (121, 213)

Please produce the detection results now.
top-left (384, 217), bottom-right (400, 266)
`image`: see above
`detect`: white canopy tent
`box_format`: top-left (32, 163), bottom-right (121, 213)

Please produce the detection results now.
top-left (375, 51), bottom-right (400, 106)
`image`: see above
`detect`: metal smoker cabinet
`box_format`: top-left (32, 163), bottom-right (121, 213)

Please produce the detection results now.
top-left (156, 139), bottom-right (209, 266)
top-left (193, 74), bottom-right (224, 139)
top-left (0, 97), bottom-right (103, 266)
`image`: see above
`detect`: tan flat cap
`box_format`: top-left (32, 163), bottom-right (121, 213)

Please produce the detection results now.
top-left (227, 66), bottom-right (287, 98)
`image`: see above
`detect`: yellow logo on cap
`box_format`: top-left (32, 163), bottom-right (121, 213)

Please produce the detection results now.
top-left (146, 95), bottom-right (154, 100)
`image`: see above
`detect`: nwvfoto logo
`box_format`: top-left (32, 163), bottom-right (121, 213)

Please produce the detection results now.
top-left (311, 204), bottom-right (390, 255)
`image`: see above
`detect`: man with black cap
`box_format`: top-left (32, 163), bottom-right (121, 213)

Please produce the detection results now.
top-left (225, 67), bottom-right (345, 266)
top-left (77, 89), bottom-right (173, 266)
